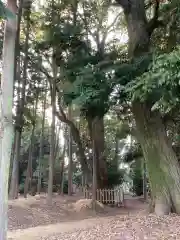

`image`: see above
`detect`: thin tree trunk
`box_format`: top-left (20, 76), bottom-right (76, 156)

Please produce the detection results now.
top-left (92, 121), bottom-right (97, 204)
top-left (9, 130), bottom-right (21, 198)
top-left (0, 1), bottom-right (17, 239)
top-left (47, 65), bottom-right (57, 204)
top-left (24, 95), bottom-right (38, 198)
top-left (88, 116), bottom-right (108, 189)
top-left (114, 134), bottom-right (119, 165)
top-left (37, 84), bottom-right (47, 194)
top-left (143, 158), bottom-right (147, 201)
top-left (68, 106), bottom-right (73, 196)
top-left (54, 123), bottom-right (61, 160)
top-left (59, 125), bottom-right (68, 195)
top-left (47, 0), bottom-right (57, 205)
top-left (8, 137), bottom-right (16, 193)
top-left (59, 143), bottom-right (66, 195)
top-left (9, 2), bottom-right (31, 199)
top-left (47, 83), bottom-right (56, 204)
top-left (55, 105), bottom-right (90, 177)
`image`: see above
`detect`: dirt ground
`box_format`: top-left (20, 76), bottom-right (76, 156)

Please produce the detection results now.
top-left (7, 194), bottom-right (180, 240)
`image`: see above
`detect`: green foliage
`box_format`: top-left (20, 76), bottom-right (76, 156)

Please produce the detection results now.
top-left (106, 161), bottom-right (125, 188)
top-left (34, 0), bottom-right (123, 119)
top-left (128, 49), bottom-right (180, 113)
top-left (64, 64), bottom-right (113, 118)
top-left (0, 1), bottom-right (15, 20)
top-left (113, 54), bottom-right (152, 103)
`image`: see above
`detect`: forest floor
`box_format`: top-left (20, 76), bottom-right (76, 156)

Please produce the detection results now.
top-left (7, 194), bottom-right (180, 239)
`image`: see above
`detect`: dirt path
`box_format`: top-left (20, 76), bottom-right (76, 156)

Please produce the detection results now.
top-left (8, 216), bottom-right (112, 240)
top-left (8, 213), bottom-right (180, 240)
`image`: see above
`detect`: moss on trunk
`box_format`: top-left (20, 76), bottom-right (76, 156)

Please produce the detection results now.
top-left (115, 0), bottom-right (180, 215)
top-left (132, 102), bottom-right (180, 214)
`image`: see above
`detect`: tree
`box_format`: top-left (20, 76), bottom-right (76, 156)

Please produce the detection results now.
top-left (0, 0), bottom-right (16, 238)
top-left (24, 90), bottom-right (39, 197)
top-left (68, 106), bottom-right (73, 196)
top-left (9, 0), bottom-right (31, 199)
top-left (114, 0), bottom-right (180, 215)
top-left (62, 0), bottom-right (122, 188)
top-left (37, 81), bottom-right (47, 194)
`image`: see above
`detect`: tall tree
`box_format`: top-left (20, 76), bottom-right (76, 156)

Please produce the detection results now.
top-left (0, 0), bottom-right (16, 238)
top-left (68, 106), bottom-right (73, 196)
top-left (115, 0), bottom-right (180, 215)
top-left (24, 92), bottom-right (39, 198)
top-left (37, 82), bottom-right (47, 194)
top-left (9, 0), bottom-right (32, 199)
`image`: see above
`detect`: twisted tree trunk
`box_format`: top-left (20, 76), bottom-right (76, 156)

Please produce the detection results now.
top-left (55, 108), bottom-right (90, 179)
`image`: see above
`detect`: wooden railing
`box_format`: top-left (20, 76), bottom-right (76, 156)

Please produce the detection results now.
top-left (83, 187), bottom-right (124, 206)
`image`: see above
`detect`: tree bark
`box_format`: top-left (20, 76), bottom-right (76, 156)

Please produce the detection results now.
top-left (9, 130), bottom-right (21, 199)
top-left (68, 106), bottom-right (73, 196)
top-left (9, 2), bottom-right (31, 199)
top-left (55, 108), bottom-right (90, 179)
top-left (92, 121), bottom-right (97, 202)
top-left (0, 1), bottom-right (17, 239)
top-left (24, 95), bottom-right (38, 198)
top-left (47, 63), bottom-right (57, 204)
top-left (37, 85), bottom-right (47, 194)
top-left (132, 102), bottom-right (180, 214)
top-left (59, 137), bottom-right (66, 195)
top-left (116, 0), bottom-right (180, 214)
top-left (88, 116), bottom-right (108, 189)
top-left (143, 159), bottom-right (147, 201)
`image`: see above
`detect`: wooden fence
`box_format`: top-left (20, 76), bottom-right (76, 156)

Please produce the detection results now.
top-left (83, 187), bottom-right (124, 206)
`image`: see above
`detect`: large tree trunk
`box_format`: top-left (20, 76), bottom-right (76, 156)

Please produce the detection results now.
top-left (116, 0), bottom-right (180, 214)
top-left (132, 102), bottom-right (180, 214)
top-left (0, 1), bottom-right (17, 239)
top-left (88, 116), bottom-right (108, 189)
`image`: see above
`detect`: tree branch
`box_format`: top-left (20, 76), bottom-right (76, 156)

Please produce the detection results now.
top-left (114, 0), bottom-right (130, 12)
top-left (101, 12), bottom-right (122, 47)
top-left (147, 0), bottom-right (163, 36)
top-left (55, 107), bottom-right (69, 124)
